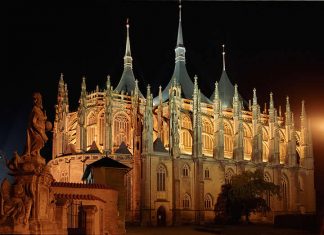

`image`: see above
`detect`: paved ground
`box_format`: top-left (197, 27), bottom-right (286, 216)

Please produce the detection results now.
top-left (126, 224), bottom-right (316, 235)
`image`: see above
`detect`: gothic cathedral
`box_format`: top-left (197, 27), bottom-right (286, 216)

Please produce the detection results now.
top-left (49, 3), bottom-right (316, 226)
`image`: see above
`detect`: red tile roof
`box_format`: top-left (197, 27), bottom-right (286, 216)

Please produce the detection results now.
top-left (52, 182), bottom-right (112, 190)
top-left (54, 193), bottom-right (106, 203)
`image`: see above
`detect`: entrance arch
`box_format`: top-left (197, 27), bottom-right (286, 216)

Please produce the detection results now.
top-left (157, 206), bottom-right (166, 226)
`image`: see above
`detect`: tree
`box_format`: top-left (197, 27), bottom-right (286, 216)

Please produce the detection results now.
top-left (215, 169), bottom-right (280, 224)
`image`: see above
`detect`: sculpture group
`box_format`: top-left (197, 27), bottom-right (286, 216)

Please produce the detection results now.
top-left (0, 92), bottom-right (56, 234)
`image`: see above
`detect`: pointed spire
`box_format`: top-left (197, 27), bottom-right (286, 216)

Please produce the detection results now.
top-left (124, 18), bottom-right (132, 68)
top-left (234, 84), bottom-right (239, 100)
top-left (301, 100), bottom-right (306, 118)
top-left (253, 88), bottom-right (257, 105)
top-left (214, 81), bottom-right (219, 101)
top-left (177, 0), bottom-right (183, 47)
top-left (59, 73), bottom-right (64, 84)
top-left (286, 96), bottom-right (291, 113)
top-left (222, 44), bottom-right (226, 71)
top-left (279, 105), bottom-right (282, 117)
top-left (270, 92), bottom-right (274, 109)
top-left (146, 84), bottom-right (151, 98)
top-left (106, 75), bottom-right (111, 89)
top-left (82, 76), bottom-right (86, 91)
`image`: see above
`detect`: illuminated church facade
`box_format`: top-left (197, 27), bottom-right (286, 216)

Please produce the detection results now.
top-left (48, 3), bottom-right (315, 226)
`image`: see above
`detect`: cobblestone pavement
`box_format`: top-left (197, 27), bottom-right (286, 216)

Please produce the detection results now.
top-left (126, 224), bottom-right (316, 235)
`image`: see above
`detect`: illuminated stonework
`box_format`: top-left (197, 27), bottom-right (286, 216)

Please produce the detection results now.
top-left (49, 3), bottom-right (315, 226)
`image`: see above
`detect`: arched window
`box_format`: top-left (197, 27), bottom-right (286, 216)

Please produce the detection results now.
top-left (262, 142), bottom-right (269, 162)
top-left (182, 116), bottom-right (192, 129)
top-left (264, 173), bottom-right (271, 207)
top-left (243, 127), bottom-right (252, 156)
top-left (183, 194), bottom-right (191, 209)
top-left (281, 175), bottom-right (289, 210)
top-left (157, 165), bottom-right (166, 191)
top-left (204, 168), bottom-right (210, 179)
top-left (224, 123), bottom-right (233, 156)
top-left (114, 113), bottom-right (129, 147)
top-left (182, 164), bottom-right (189, 177)
top-left (99, 112), bottom-right (105, 146)
top-left (202, 119), bottom-right (213, 155)
top-left (87, 112), bottom-right (97, 147)
top-left (181, 116), bottom-right (192, 150)
top-left (225, 168), bottom-right (234, 184)
top-left (204, 194), bottom-right (213, 209)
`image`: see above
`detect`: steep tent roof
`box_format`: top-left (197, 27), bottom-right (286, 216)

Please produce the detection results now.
top-left (210, 45), bottom-right (246, 108)
top-left (153, 2), bottom-right (210, 105)
top-left (82, 156), bottom-right (131, 180)
top-left (114, 19), bottom-right (144, 98)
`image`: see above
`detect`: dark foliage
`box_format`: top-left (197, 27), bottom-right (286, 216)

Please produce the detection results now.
top-left (214, 169), bottom-right (280, 224)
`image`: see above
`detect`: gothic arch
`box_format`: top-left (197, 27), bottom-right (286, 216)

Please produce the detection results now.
top-left (98, 109), bottom-right (105, 146)
top-left (281, 173), bottom-right (289, 210)
top-left (224, 120), bottom-right (233, 156)
top-left (225, 168), bottom-right (235, 184)
top-left (204, 193), bottom-right (213, 209)
top-left (182, 193), bottom-right (191, 209)
top-left (202, 117), bottom-right (213, 155)
top-left (157, 164), bottom-right (167, 192)
top-left (264, 172), bottom-right (272, 207)
top-left (182, 163), bottom-right (190, 177)
top-left (113, 111), bottom-right (130, 147)
top-left (87, 111), bottom-right (97, 147)
top-left (243, 123), bottom-right (252, 156)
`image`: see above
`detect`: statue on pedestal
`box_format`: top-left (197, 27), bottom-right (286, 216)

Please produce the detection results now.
top-left (0, 92), bottom-right (54, 233)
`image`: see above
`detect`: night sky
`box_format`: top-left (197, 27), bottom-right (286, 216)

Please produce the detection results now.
top-left (4, 1), bottom-right (324, 215)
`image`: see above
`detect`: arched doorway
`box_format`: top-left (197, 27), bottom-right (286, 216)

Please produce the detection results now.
top-left (157, 206), bottom-right (166, 226)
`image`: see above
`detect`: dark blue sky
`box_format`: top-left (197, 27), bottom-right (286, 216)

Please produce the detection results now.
top-left (4, 0), bottom-right (324, 210)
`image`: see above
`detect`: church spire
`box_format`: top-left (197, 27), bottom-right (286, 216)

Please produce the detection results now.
top-left (115, 18), bottom-right (143, 97)
top-left (124, 18), bottom-right (132, 68)
top-left (176, 0), bottom-right (183, 47)
top-left (222, 44), bottom-right (226, 71)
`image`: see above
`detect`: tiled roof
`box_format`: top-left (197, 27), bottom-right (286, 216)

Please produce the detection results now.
top-left (52, 182), bottom-right (112, 189)
top-left (54, 193), bottom-right (106, 203)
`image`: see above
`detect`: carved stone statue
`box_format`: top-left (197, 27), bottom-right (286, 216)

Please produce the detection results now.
top-left (0, 178), bottom-right (32, 225)
top-left (22, 92), bottom-right (51, 164)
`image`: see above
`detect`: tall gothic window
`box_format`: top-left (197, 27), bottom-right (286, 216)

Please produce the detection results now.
top-left (204, 194), bottom-right (213, 209)
top-left (182, 164), bottom-right (189, 177)
top-left (183, 194), bottom-right (191, 208)
top-left (114, 113), bottom-right (129, 147)
top-left (99, 112), bottom-right (105, 146)
top-left (87, 112), bottom-right (97, 147)
top-left (263, 142), bottom-right (269, 162)
top-left (181, 116), bottom-right (192, 150)
top-left (202, 119), bottom-right (213, 155)
top-left (264, 173), bottom-right (271, 207)
top-left (225, 168), bottom-right (234, 184)
top-left (243, 127), bottom-right (252, 156)
top-left (281, 175), bottom-right (289, 210)
top-left (262, 130), bottom-right (269, 162)
top-left (224, 123), bottom-right (233, 156)
top-left (157, 165), bottom-right (166, 191)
